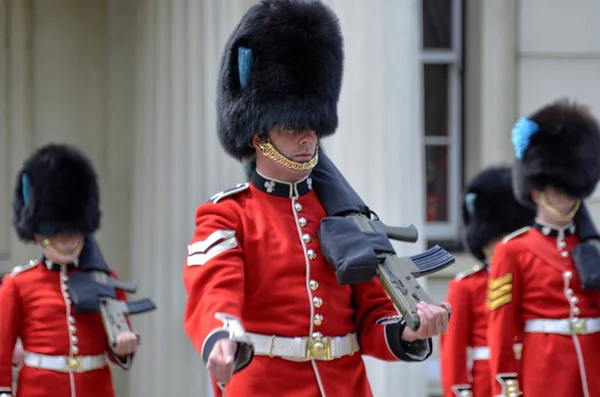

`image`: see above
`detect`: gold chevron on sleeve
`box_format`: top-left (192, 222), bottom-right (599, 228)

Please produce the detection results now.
top-left (488, 273), bottom-right (512, 290)
top-left (487, 293), bottom-right (512, 311)
top-left (488, 284), bottom-right (512, 301)
top-left (487, 273), bottom-right (513, 311)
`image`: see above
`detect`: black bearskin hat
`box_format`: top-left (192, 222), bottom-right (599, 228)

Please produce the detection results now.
top-left (12, 143), bottom-right (101, 242)
top-left (462, 167), bottom-right (536, 261)
top-left (217, 0), bottom-right (344, 161)
top-left (512, 99), bottom-right (600, 207)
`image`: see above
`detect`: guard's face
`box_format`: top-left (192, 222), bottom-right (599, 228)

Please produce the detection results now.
top-left (35, 233), bottom-right (84, 264)
top-left (540, 187), bottom-right (579, 214)
top-left (268, 127), bottom-right (318, 162)
top-left (49, 234), bottom-right (84, 253)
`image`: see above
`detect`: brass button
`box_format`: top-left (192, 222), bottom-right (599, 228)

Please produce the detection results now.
top-left (71, 325), bottom-right (77, 333)
top-left (566, 288), bottom-right (573, 296)
top-left (571, 296), bottom-right (579, 304)
top-left (299, 217), bottom-right (307, 227)
top-left (313, 297), bottom-right (323, 308)
top-left (565, 271), bottom-right (572, 279)
top-left (68, 316), bottom-right (76, 324)
top-left (313, 314), bottom-right (323, 326)
top-left (573, 307), bottom-right (580, 316)
top-left (559, 241), bottom-right (566, 249)
top-left (561, 251), bottom-right (569, 258)
top-left (309, 280), bottom-right (319, 291)
top-left (72, 336), bottom-right (79, 343)
top-left (307, 249), bottom-right (317, 260)
top-left (72, 346), bottom-right (79, 355)
top-left (294, 202), bottom-right (303, 212)
top-left (302, 234), bottom-right (312, 243)
top-left (312, 332), bottom-right (323, 340)
top-left (513, 344), bottom-right (523, 359)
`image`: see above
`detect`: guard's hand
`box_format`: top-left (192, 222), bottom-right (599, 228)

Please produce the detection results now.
top-left (207, 338), bottom-right (238, 384)
top-left (401, 302), bottom-right (451, 342)
top-left (112, 331), bottom-right (140, 357)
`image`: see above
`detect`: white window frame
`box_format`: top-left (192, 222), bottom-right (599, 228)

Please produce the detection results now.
top-left (422, 0), bottom-right (463, 242)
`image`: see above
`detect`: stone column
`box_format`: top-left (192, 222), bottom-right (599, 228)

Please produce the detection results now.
top-left (323, 1), bottom-right (428, 396)
top-left (465, 0), bottom-right (518, 178)
top-left (127, 1), bottom-right (255, 395)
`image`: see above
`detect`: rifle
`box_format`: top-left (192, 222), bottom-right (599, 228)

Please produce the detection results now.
top-left (91, 271), bottom-right (156, 347)
top-left (312, 152), bottom-right (455, 331)
top-left (347, 214), bottom-right (454, 331)
top-left (67, 237), bottom-right (157, 347)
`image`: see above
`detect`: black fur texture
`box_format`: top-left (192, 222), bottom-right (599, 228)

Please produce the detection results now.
top-left (217, 0), bottom-right (344, 161)
top-left (13, 143), bottom-right (101, 242)
top-left (513, 99), bottom-right (600, 207)
top-left (463, 167), bottom-right (536, 262)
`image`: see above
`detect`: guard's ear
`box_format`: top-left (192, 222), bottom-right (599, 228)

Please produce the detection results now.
top-left (531, 190), bottom-right (541, 205)
top-left (251, 135), bottom-right (261, 150)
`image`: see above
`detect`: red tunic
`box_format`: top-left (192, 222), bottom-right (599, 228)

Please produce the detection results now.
top-left (488, 226), bottom-right (600, 396)
top-left (0, 261), bottom-right (128, 397)
top-left (183, 174), bottom-right (431, 397)
top-left (441, 265), bottom-right (492, 397)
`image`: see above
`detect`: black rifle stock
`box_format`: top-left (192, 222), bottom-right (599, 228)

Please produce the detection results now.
top-left (348, 214), bottom-right (454, 331)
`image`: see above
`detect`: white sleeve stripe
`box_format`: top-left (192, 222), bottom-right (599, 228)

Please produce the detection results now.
top-left (188, 230), bottom-right (236, 256)
top-left (187, 236), bottom-right (238, 266)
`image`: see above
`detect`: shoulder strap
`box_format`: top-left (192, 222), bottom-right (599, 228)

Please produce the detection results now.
top-left (502, 226), bottom-right (531, 244)
top-left (207, 183), bottom-right (250, 204)
top-left (10, 260), bottom-right (38, 277)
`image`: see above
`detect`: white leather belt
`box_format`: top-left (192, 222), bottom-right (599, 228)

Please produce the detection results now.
top-left (23, 351), bottom-right (107, 373)
top-left (525, 317), bottom-right (600, 335)
top-left (248, 332), bottom-right (360, 361)
top-left (470, 346), bottom-right (490, 360)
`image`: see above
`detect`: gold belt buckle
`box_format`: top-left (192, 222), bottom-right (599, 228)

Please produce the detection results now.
top-left (302, 336), bottom-right (332, 361)
top-left (570, 318), bottom-right (588, 335)
top-left (66, 357), bottom-right (84, 372)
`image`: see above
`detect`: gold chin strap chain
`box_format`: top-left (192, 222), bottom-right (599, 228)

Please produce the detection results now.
top-left (40, 237), bottom-right (84, 259)
top-left (259, 140), bottom-right (319, 171)
top-left (538, 192), bottom-right (581, 218)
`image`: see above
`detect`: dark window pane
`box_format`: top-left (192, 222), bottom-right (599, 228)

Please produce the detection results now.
top-left (424, 64), bottom-right (448, 137)
top-left (422, 0), bottom-right (452, 49)
top-left (425, 145), bottom-right (448, 222)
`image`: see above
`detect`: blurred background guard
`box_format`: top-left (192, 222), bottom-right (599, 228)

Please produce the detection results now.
top-left (488, 99), bottom-right (600, 397)
top-left (0, 278), bottom-right (24, 394)
top-left (440, 167), bottom-right (534, 397)
top-left (0, 144), bottom-right (140, 397)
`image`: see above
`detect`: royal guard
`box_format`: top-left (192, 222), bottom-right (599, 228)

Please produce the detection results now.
top-left (0, 144), bottom-right (140, 397)
top-left (488, 100), bottom-right (600, 396)
top-left (440, 167), bottom-right (534, 397)
top-left (182, 1), bottom-right (449, 396)
top-left (0, 279), bottom-right (25, 393)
